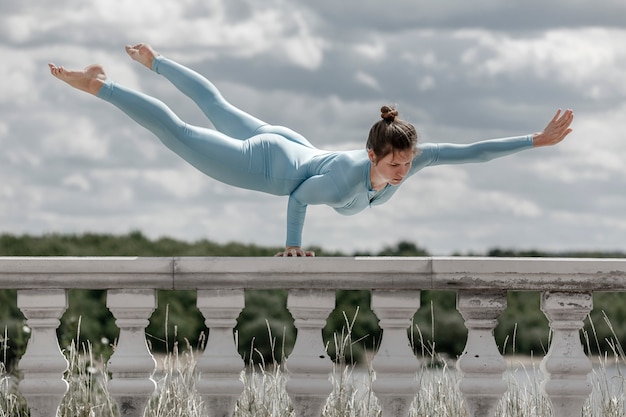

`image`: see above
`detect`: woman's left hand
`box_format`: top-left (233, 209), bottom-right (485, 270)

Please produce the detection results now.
top-left (274, 246), bottom-right (316, 257)
top-left (533, 109), bottom-right (574, 147)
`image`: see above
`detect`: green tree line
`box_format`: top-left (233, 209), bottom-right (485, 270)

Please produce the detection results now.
top-left (1, 232), bottom-right (625, 369)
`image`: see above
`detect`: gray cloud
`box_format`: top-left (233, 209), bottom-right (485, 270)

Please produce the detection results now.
top-left (310, 0), bottom-right (626, 31)
top-left (1, 0), bottom-right (625, 254)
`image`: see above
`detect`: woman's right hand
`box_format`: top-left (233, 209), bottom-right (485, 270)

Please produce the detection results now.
top-left (274, 246), bottom-right (316, 257)
top-left (532, 109), bottom-right (574, 147)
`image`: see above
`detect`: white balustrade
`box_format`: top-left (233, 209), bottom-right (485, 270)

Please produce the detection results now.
top-left (106, 289), bottom-right (158, 417)
top-left (196, 289), bottom-right (246, 417)
top-left (456, 290), bottom-right (508, 417)
top-left (1, 257), bottom-right (625, 417)
top-left (17, 289), bottom-right (69, 417)
top-left (370, 289), bottom-right (421, 417)
top-left (540, 291), bottom-right (594, 417)
top-left (285, 289), bottom-right (335, 417)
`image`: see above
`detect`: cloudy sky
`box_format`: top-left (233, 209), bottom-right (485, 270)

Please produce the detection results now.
top-left (1, 0), bottom-right (625, 255)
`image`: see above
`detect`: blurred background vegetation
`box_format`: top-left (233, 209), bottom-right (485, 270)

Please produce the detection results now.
top-left (1, 231), bottom-right (625, 369)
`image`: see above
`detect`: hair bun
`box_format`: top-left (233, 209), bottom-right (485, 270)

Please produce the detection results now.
top-left (380, 105), bottom-right (398, 122)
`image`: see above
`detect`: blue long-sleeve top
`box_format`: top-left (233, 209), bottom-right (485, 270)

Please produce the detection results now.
top-left (282, 135), bottom-right (534, 246)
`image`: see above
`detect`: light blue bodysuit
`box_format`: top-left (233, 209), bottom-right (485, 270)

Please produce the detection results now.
top-left (97, 56), bottom-right (534, 247)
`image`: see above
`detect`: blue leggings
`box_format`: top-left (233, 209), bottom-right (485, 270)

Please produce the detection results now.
top-left (96, 56), bottom-right (318, 194)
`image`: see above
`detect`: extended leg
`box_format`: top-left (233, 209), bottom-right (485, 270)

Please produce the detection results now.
top-left (126, 43), bottom-right (314, 148)
top-left (95, 80), bottom-right (256, 186)
top-left (126, 44), bottom-right (265, 139)
top-left (154, 56), bottom-right (315, 147)
top-left (49, 62), bottom-right (253, 184)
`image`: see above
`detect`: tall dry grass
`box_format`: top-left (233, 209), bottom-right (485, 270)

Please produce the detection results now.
top-left (0, 315), bottom-right (624, 417)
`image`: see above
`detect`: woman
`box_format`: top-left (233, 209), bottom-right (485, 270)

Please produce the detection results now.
top-left (49, 43), bottom-right (574, 257)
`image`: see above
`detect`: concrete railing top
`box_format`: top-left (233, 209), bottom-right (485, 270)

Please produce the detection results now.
top-left (1, 256), bottom-right (626, 291)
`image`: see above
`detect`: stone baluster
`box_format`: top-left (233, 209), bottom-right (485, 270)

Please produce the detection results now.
top-left (456, 290), bottom-right (508, 417)
top-left (370, 290), bottom-right (421, 417)
top-left (106, 289), bottom-right (158, 417)
top-left (540, 291), bottom-right (593, 417)
top-left (285, 289), bottom-right (335, 417)
top-left (196, 289), bottom-right (246, 417)
top-left (17, 289), bottom-right (69, 417)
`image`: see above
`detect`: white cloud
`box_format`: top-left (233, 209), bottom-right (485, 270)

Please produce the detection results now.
top-left (141, 168), bottom-right (207, 199)
top-left (354, 39), bottom-right (386, 60)
top-left (0, 47), bottom-right (41, 105)
top-left (544, 103), bottom-right (626, 181)
top-left (62, 174), bottom-right (91, 192)
top-left (139, 4), bottom-right (328, 69)
top-left (1, 14), bottom-right (39, 43)
top-left (90, 0), bottom-right (183, 24)
top-left (5, 148), bottom-right (41, 168)
top-left (355, 71), bottom-right (382, 91)
top-left (461, 28), bottom-right (626, 99)
top-left (417, 75), bottom-right (436, 91)
top-left (1, 185), bottom-right (15, 199)
top-left (1, 0), bottom-right (625, 254)
top-left (44, 116), bottom-right (110, 161)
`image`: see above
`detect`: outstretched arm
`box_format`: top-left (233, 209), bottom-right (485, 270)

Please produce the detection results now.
top-left (532, 109), bottom-right (574, 147)
top-left (274, 174), bottom-right (345, 257)
top-left (415, 108), bottom-right (574, 168)
top-left (274, 195), bottom-right (314, 257)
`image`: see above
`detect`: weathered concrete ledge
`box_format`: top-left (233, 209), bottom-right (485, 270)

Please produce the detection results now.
top-left (1, 256), bottom-right (625, 291)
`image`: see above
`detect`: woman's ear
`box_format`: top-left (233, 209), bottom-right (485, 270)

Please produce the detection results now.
top-left (367, 149), bottom-right (376, 163)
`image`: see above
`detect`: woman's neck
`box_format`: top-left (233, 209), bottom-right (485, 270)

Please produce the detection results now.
top-left (369, 164), bottom-right (387, 191)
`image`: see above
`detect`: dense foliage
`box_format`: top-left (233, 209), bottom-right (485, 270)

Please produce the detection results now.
top-left (1, 232), bottom-right (625, 368)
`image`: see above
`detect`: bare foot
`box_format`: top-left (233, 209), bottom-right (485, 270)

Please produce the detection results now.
top-left (125, 43), bottom-right (159, 70)
top-left (48, 63), bottom-right (107, 95)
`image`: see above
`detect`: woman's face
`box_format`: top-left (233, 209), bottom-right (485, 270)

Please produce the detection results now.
top-left (369, 149), bottom-right (414, 186)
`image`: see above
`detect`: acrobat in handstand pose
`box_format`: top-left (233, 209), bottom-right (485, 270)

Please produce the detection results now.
top-left (49, 43), bottom-right (574, 257)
